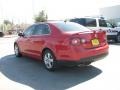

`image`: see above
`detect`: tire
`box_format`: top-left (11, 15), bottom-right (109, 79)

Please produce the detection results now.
top-left (82, 62), bottom-right (91, 66)
top-left (0, 32), bottom-right (4, 37)
top-left (43, 50), bottom-right (57, 71)
top-left (116, 34), bottom-right (120, 43)
top-left (78, 62), bottom-right (91, 67)
top-left (14, 44), bottom-right (22, 57)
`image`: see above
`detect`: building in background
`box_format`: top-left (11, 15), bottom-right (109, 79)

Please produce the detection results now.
top-left (100, 5), bottom-right (120, 26)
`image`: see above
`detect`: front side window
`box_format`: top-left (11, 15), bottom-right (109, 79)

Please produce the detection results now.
top-left (33, 24), bottom-right (42, 35)
top-left (99, 19), bottom-right (107, 27)
top-left (54, 22), bottom-right (90, 32)
top-left (24, 26), bottom-right (35, 36)
top-left (42, 24), bottom-right (50, 34)
top-left (106, 22), bottom-right (113, 28)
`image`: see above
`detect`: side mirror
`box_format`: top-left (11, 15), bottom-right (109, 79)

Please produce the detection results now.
top-left (18, 33), bottom-right (24, 37)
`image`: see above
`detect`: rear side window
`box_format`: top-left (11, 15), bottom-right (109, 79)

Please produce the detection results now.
top-left (85, 18), bottom-right (96, 27)
top-left (54, 22), bottom-right (90, 32)
top-left (70, 18), bottom-right (96, 27)
top-left (33, 24), bottom-right (42, 35)
top-left (70, 19), bottom-right (85, 26)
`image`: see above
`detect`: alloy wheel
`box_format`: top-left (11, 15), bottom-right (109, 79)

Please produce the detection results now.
top-left (14, 44), bottom-right (22, 57)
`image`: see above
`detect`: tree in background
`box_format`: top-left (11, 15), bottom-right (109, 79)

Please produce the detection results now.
top-left (34, 10), bottom-right (48, 23)
top-left (3, 20), bottom-right (13, 32)
top-left (0, 20), bottom-right (13, 34)
top-left (4, 20), bottom-right (12, 25)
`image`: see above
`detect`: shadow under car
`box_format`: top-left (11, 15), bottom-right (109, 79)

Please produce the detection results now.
top-left (0, 54), bottom-right (102, 90)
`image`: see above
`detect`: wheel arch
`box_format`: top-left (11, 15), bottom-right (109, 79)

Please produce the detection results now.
top-left (41, 47), bottom-right (56, 60)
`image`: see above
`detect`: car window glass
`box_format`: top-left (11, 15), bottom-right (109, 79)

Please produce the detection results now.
top-left (42, 24), bottom-right (50, 34)
top-left (106, 22), bottom-right (113, 28)
top-left (24, 26), bottom-right (34, 36)
top-left (78, 19), bottom-right (86, 26)
top-left (33, 24), bottom-right (50, 35)
top-left (99, 19), bottom-right (107, 27)
top-left (117, 22), bottom-right (120, 27)
top-left (70, 19), bottom-right (85, 26)
top-left (33, 24), bottom-right (42, 35)
top-left (85, 18), bottom-right (96, 27)
top-left (54, 22), bottom-right (91, 32)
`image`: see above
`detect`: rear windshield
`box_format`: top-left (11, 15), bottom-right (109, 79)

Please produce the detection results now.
top-left (70, 18), bottom-right (97, 27)
top-left (54, 22), bottom-right (90, 32)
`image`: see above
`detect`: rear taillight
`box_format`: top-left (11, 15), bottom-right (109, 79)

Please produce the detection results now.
top-left (71, 38), bottom-right (86, 45)
top-left (81, 38), bottom-right (86, 43)
top-left (71, 38), bottom-right (80, 45)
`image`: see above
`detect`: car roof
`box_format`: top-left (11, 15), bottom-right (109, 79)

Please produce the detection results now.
top-left (70, 17), bottom-right (105, 20)
top-left (32, 21), bottom-right (68, 25)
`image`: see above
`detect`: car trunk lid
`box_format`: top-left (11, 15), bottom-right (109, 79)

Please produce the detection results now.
top-left (70, 30), bottom-right (107, 49)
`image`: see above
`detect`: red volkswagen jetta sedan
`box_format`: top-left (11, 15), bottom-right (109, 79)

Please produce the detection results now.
top-left (14, 21), bottom-right (109, 71)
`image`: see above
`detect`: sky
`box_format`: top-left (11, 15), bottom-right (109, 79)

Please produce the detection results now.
top-left (0, 0), bottom-right (120, 24)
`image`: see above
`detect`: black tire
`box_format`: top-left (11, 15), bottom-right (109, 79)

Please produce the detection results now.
top-left (115, 34), bottom-right (120, 43)
top-left (42, 50), bottom-right (57, 71)
top-left (14, 44), bottom-right (22, 57)
top-left (78, 62), bottom-right (92, 67)
top-left (0, 32), bottom-right (4, 37)
top-left (82, 62), bottom-right (91, 66)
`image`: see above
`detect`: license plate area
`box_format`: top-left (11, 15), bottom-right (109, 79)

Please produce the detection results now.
top-left (91, 39), bottom-right (99, 46)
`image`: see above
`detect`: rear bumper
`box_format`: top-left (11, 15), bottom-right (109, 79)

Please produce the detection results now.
top-left (58, 52), bottom-right (108, 66)
top-left (78, 52), bottom-right (108, 63)
top-left (107, 35), bottom-right (117, 40)
top-left (57, 44), bottom-right (109, 64)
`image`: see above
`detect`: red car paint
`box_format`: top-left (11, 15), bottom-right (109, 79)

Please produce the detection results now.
top-left (15, 22), bottom-right (108, 63)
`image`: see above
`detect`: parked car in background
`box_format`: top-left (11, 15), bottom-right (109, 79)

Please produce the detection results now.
top-left (70, 17), bottom-right (120, 42)
top-left (0, 32), bottom-right (4, 37)
top-left (114, 23), bottom-right (120, 40)
top-left (14, 21), bottom-right (108, 71)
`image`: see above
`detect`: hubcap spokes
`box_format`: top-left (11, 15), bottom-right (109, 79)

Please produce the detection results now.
top-left (44, 53), bottom-right (53, 69)
top-left (15, 45), bottom-right (19, 55)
